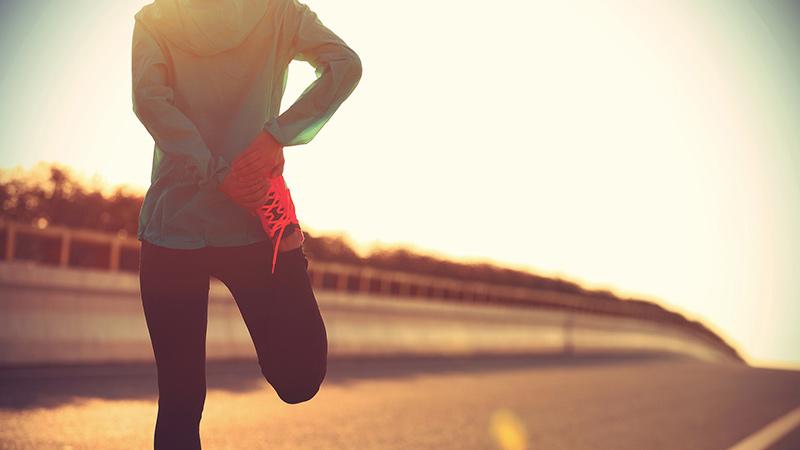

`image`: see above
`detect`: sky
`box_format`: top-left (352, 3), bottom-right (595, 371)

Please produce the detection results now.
top-left (0, 0), bottom-right (798, 368)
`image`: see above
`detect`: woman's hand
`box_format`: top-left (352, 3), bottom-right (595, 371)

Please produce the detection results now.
top-left (232, 130), bottom-right (285, 183)
top-left (218, 130), bottom-right (285, 213)
top-left (218, 170), bottom-right (270, 211)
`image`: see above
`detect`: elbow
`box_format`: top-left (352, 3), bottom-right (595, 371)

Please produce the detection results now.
top-left (131, 94), bottom-right (151, 124)
top-left (131, 95), bottom-right (144, 122)
top-left (345, 48), bottom-right (363, 85)
top-left (350, 50), bottom-right (361, 83)
top-left (131, 92), bottom-right (161, 131)
top-left (314, 43), bottom-right (362, 85)
top-left (131, 87), bottom-right (165, 124)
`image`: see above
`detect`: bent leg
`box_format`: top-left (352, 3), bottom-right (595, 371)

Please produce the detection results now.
top-left (210, 241), bottom-right (328, 404)
top-left (139, 240), bottom-right (210, 450)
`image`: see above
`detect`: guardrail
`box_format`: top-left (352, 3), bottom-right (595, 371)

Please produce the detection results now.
top-left (0, 260), bottom-right (739, 366)
top-left (0, 218), bottom-right (661, 314)
top-left (0, 217), bottom-right (740, 362)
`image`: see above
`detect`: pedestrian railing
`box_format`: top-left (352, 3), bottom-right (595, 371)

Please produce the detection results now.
top-left (0, 218), bottom-right (612, 310)
top-left (0, 216), bottom-right (733, 358)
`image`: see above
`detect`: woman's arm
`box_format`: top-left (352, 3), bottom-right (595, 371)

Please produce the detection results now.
top-left (262, 0), bottom-right (363, 147)
top-left (131, 20), bottom-right (231, 190)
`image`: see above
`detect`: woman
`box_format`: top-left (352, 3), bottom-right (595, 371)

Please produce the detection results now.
top-left (131, 0), bottom-right (362, 448)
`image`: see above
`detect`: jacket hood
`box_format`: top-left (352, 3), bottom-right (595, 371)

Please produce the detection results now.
top-left (135, 0), bottom-right (270, 56)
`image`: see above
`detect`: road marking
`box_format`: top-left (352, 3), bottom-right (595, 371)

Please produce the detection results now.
top-left (727, 406), bottom-right (800, 450)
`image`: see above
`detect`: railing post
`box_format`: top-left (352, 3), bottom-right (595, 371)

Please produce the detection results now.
top-left (398, 275), bottom-right (410, 297)
top-left (336, 269), bottom-right (347, 291)
top-left (59, 230), bottom-right (71, 268)
top-left (381, 275), bottom-right (392, 295)
top-left (5, 223), bottom-right (15, 262)
top-left (359, 269), bottom-right (370, 293)
top-left (475, 283), bottom-right (488, 303)
top-left (109, 237), bottom-right (121, 272)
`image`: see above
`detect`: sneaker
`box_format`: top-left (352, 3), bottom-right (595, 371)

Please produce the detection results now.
top-left (254, 174), bottom-right (305, 274)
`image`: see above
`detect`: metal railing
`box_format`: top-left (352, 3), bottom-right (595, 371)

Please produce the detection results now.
top-left (0, 217), bottom-right (740, 360)
top-left (1, 218), bottom-right (139, 271)
top-left (0, 218), bottom-right (708, 326)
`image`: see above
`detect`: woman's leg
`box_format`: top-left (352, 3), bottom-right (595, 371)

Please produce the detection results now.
top-left (209, 240), bottom-right (328, 404)
top-left (139, 239), bottom-right (211, 450)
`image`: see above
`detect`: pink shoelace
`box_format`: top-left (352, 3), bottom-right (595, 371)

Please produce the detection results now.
top-left (254, 175), bottom-right (301, 274)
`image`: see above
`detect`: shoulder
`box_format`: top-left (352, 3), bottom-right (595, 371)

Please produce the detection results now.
top-left (134, 1), bottom-right (160, 26)
top-left (132, 1), bottom-right (170, 48)
top-left (133, 0), bottom-right (176, 38)
top-left (273, 0), bottom-right (313, 19)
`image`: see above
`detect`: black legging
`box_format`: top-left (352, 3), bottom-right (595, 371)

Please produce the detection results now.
top-left (138, 238), bottom-right (328, 450)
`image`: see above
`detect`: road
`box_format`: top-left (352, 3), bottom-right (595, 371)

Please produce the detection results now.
top-left (1, 353), bottom-right (799, 449)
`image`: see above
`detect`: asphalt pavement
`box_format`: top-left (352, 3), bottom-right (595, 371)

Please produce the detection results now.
top-left (1, 353), bottom-right (798, 449)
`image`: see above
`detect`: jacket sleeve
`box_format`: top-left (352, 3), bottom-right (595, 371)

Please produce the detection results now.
top-left (263, 0), bottom-right (363, 146)
top-left (131, 21), bottom-right (231, 190)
